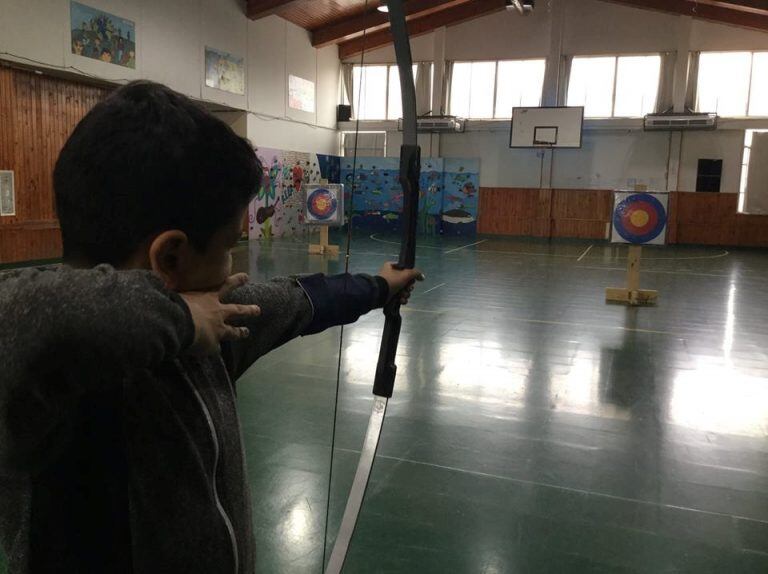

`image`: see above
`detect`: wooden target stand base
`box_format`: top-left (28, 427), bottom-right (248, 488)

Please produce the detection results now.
top-left (308, 226), bottom-right (339, 256)
top-left (605, 245), bottom-right (658, 306)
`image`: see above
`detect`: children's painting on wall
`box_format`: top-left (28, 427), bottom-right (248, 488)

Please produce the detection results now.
top-left (205, 48), bottom-right (245, 95)
top-left (248, 149), bottom-right (340, 239)
top-left (341, 157), bottom-right (480, 236)
top-left (70, 2), bottom-right (136, 68)
top-left (288, 75), bottom-right (315, 113)
top-left (442, 158), bottom-right (479, 235)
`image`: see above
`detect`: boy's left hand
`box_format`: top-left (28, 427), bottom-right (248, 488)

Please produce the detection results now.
top-left (377, 263), bottom-right (425, 305)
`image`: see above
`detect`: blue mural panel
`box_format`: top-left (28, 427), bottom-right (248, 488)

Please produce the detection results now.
top-left (441, 158), bottom-right (480, 236)
top-left (336, 156), bottom-right (480, 236)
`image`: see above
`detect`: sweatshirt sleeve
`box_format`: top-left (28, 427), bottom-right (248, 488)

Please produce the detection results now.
top-left (0, 265), bottom-right (194, 473)
top-left (220, 273), bottom-right (387, 381)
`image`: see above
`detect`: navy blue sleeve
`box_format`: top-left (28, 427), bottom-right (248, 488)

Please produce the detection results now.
top-left (297, 273), bottom-right (388, 335)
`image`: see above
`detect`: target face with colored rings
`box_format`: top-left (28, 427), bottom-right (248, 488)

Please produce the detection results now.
top-left (613, 193), bottom-right (667, 244)
top-left (307, 188), bottom-right (338, 221)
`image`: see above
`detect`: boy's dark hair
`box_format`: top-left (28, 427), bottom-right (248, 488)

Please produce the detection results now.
top-left (54, 80), bottom-right (261, 265)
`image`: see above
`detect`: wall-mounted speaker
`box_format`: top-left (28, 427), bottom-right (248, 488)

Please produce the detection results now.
top-left (337, 104), bottom-right (352, 122)
top-left (696, 159), bottom-right (723, 192)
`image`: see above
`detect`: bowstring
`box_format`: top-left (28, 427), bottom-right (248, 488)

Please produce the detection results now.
top-left (321, 1), bottom-right (369, 570)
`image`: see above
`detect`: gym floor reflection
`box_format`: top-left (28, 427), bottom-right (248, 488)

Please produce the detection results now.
top-left (233, 234), bottom-right (768, 573)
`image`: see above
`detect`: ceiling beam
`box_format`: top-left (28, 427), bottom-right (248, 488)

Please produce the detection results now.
top-left (312, 0), bottom-right (473, 48)
top-left (602, 0), bottom-right (768, 31)
top-left (338, 0), bottom-right (506, 59)
top-left (697, 1), bottom-right (768, 14)
top-left (246, 0), bottom-right (302, 20)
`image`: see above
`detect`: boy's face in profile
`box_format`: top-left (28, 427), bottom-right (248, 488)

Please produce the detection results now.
top-left (142, 207), bottom-right (247, 293)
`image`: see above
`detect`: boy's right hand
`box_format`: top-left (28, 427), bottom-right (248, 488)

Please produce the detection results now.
top-left (180, 273), bottom-right (261, 355)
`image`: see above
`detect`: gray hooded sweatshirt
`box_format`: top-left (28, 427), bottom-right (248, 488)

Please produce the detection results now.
top-left (0, 265), bottom-right (386, 573)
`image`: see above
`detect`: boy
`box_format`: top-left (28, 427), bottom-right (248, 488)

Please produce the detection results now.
top-left (0, 81), bottom-right (422, 573)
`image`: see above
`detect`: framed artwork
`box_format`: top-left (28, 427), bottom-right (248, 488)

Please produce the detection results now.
top-left (205, 47), bottom-right (245, 95)
top-left (70, 2), bottom-right (136, 68)
top-left (0, 171), bottom-right (15, 216)
top-left (288, 74), bottom-right (315, 113)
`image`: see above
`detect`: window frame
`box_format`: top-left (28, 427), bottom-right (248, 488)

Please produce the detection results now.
top-left (696, 50), bottom-right (768, 118)
top-left (449, 58), bottom-right (547, 119)
top-left (349, 63), bottom-right (425, 121)
top-left (568, 53), bottom-right (662, 119)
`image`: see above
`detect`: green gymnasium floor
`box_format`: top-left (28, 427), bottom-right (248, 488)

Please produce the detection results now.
top-left (1, 234), bottom-right (766, 573)
top-left (233, 234), bottom-right (768, 573)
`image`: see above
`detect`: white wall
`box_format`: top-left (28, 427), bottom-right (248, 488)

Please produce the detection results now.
top-left (0, 0), bottom-right (340, 155)
top-left (551, 131), bottom-right (671, 190)
top-left (440, 131), bottom-right (542, 188)
top-left (678, 130), bottom-right (745, 193)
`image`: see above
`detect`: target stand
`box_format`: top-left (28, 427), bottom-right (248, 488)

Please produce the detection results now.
top-left (605, 191), bottom-right (667, 306)
top-left (605, 245), bottom-right (657, 305)
top-left (308, 226), bottom-right (340, 256)
top-left (305, 182), bottom-right (342, 256)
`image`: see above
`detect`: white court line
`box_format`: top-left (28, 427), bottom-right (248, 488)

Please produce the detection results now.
top-left (421, 282), bottom-right (446, 294)
top-left (579, 266), bottom-right (732, 278)
top-left (333, 447), bottom-right (768, 526)
top-left (473, 247), bottom-right (730, 262)
top-left (443, 239), bottom-right (488, 254)
top-left (576, 244), bottom-right (594, 262)
top-left (406, 308), bottom-right (683, 336)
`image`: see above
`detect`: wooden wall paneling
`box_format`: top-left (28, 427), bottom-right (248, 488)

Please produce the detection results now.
top-left (735, 214), bottom-right (768, 247)
top-left (549, 189), bottom-right (613, 240)
top-left (666, 191), bottom-right (679, 244)
top-left (0, 66), bottom-right (108, 264)
top-left (673, 192), bottom-right (738, 246)
top-left (479, 187), bottom-right (552, 237)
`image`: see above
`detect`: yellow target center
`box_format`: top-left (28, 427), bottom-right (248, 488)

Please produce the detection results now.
top-left (630, 210), bottom-right (649, 227)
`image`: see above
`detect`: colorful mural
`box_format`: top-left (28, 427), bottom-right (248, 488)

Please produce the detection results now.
top-left (249, 149), bottom-right (479, 239)
top-left (340, 156), bottom-right (480, 236)
top-left (70, 2), bottom-right (136, 68)
top-left (204, 47), bottom-right (245, 96)
top-left (441, 158), bottom-right (480, 236)
top-left (248, 149), bottom-right (340, 239)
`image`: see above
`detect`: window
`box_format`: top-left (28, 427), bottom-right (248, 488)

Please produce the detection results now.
top-left (449, 59), bottom-right (546, 119)
top-left (697, 51), bottom-right (768, 117)
top-left (567, 55), bottom-right (660, 118)
top-left (739, 129), bottom-right (768, 212)
top-left (342, 131), bottom-right (386, 157)
top-left (350, 64), bottom-right (422, 120)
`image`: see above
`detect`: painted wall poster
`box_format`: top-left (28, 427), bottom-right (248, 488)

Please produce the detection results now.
top-left (341, 157), bottom-right (480, 236)
top-left (342, 158), bottom-right (402, 232)
top-left (288, 75), bottom-right (315, 113)
top-left (419, 158), bottom-right (444, 236)
top-left (248, 149), bottom-right (338, 239)
top-left (442, 158), bottom-right (479, 236)
top-left (0, 171), bottom-right (15, 216)
top-left (70, 2), bottom-right (136, 68)
top-left (205, 47), bottom-right (245, 95)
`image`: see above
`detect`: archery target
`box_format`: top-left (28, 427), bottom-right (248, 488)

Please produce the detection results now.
top-left (611, 192), bottom-right (668, 245)
top-left (304, 184), bottom-right (344, 226)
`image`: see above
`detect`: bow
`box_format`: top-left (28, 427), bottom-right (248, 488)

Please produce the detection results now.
top-left (323, 1), bottom-right (420, 572)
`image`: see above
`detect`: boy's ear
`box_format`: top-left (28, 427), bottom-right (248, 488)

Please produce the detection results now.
top-left (148, 230), bottom-right (189, 290)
